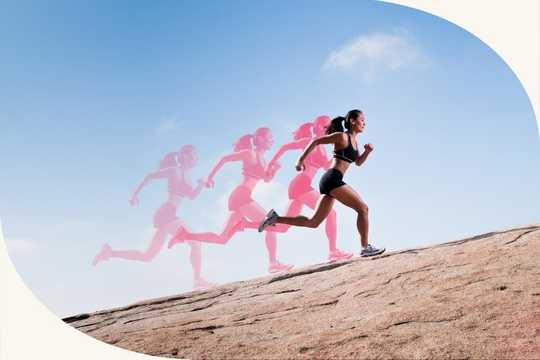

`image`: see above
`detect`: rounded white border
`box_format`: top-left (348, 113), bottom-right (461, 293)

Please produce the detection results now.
top-left (383, 0), bottom-right (540, 136)
top-left (1, 2), bottom-right (539, 359)
top-left (0, 218), bottom-right (168, 359)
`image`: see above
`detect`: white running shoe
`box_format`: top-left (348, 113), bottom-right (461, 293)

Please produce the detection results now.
top-left (92, 244), bottom-right (112, 266)
top-left (193, 278), bottom-right (218, 291)
top-left (268, 261), bottom-right (294, 274)
top-left (328, 248), bottom-right (354, 262)
top-left (360, 244), bottom-right (385, 257)
top-left (258, 209), bottom-right (279, 232)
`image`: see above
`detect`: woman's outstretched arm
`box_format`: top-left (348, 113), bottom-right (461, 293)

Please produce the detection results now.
top-left (205, 150), bottom-right (249, 187)
top-left (296, 133), bottom-right (343, 171)
top-left (129, 169), bottom-right (169, 205)
top-left (267, 138), bottom-right (310, 169)
top-left (265, 138), bottom-right (310, 179)
top-left (181, 175), bottom-right (206, 200)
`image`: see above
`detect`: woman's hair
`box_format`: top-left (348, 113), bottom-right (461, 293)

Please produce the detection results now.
top-left (325, 116), bottom-right (346, 135)
top-left (177, 144), bottom-right (195, 166)
top-left (179, 144), bottom-right (194, 156)
top-left (313, 115), bottom-right (331, 128)
top-left (293, 122), bottom-right (313, 140)
top-left (325, 109), bottom-right (363, 134)
top-left (233, 134), bottom-right (253, 151)
top-left (159, 152), bottom-right (178, 169)
top-left (253, 127), bottom-right (271, 147)
top-left (234, 127), bottom-right (271, 151)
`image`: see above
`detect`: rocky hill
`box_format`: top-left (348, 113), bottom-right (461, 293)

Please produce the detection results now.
top-left (65, 224), bottom-right (540, 359)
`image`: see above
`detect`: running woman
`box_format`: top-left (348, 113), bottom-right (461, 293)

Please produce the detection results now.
top-left (264, 115), bottom-right (353, 262)
top-left (92, 145), bottom-right (216, 290)
top-left (259, 110), bottom-right (385, 257)
top-left (168, 127), bottom-right (294, 274)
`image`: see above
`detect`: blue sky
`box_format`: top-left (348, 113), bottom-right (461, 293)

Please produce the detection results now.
top-left (1, 0), bottom-right (539, 317)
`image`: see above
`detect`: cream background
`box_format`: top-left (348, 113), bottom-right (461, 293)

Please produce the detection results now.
top-left (384, 0), bottom-right (540, 135)
top-left (1, 1), bottom-right (538, 359)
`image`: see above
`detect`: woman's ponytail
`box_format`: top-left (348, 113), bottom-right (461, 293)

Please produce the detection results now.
top-left (159, 152), bottom-right (178, 169)
top-left (293, 122), bottom-right (314, 140)
top-left (325, 116), bottom-right (345, 134)
top-left (233, 134), bottom-right (254, 151)
top-left (325, 110), bottom-right (363, 134)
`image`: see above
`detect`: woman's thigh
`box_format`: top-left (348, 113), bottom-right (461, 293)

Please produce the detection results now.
top-left (299, 190), bottom-right (324, 210)
top-left (238, 201), bottom-right (268, 222)
top-left (329, 185), bottom-right (367, 212)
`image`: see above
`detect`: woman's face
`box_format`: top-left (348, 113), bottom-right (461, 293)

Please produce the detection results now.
top-left (351, 113), bottom-right (366, 133)
top-left (179, 147), bottom-right (198, 168)
top-left (255, 129), bottom-right (273, 151)
top-left (313, 116), bottom-right (331, 136)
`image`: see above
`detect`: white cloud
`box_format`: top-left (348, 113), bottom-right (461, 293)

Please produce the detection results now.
top-left (156, 117), bottom-right (183, 136)
top-left (323, 29), bottom-right (426, 78)
top-left (153, 116), bottom-right (190, 152)
top-left (252, 180), bottom-right (289, 212)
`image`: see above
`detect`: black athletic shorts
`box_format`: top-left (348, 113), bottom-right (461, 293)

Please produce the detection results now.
top-left (319, 168), bottom-right (346, 196)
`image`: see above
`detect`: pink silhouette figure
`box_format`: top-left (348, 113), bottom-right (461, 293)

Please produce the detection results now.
top-left (92, 145), bottom-right (216, 291)
top-left (264, 116), bottom-right (353, 262)
top-left (168, 128), bottom-right (293, 274)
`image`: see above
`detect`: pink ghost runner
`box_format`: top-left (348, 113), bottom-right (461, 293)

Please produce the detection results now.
top-left (168, 127), bottom-right (294, 274)
top-left (92, 145), bottom-right (216, 291)
top-left (264, 116), bottom-right (353, 262)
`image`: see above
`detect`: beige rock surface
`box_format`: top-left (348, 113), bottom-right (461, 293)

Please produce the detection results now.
top-left (66, 224), bottom-right (540, 359)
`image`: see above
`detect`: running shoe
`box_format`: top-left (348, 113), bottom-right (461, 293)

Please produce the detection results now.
top-left (194, 278), bottom-right (218, 291)
top-left (268, 261), bottom-right (294, 274)
top-left (360, 243), bottom-right (386, 257)
top-left (258, 209), bottom-right (279, 232)
top-left (92, 244), bottom-right (112, 266)
top-left (328, 248), bottom-right (354, 262)
top-left (168, 227), bottom-right (188, 249)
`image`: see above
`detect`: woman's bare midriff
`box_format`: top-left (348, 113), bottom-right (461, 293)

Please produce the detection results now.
top-left (330, 158), bottom-right (351, 176)
top-left (301, 164), bottom-right (318, 180)
top-left (166, 194), bottom-right (182, 206)
top-left (240, 175), bottom-right (260, 192)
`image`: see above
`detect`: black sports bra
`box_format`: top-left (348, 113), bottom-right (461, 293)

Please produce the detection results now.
top-left (333, 132), bottom-right (358, 163)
